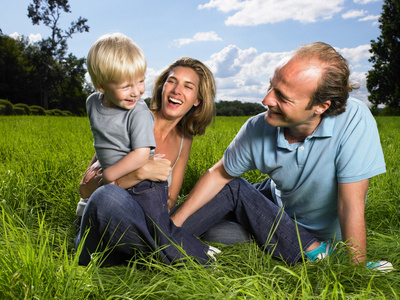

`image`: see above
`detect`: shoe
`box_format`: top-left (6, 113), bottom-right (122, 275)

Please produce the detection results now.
top-left (305, 242), bottom-right (335, 261)
top-left (207, 245), bottom-right (221, 261)
top-left (366, 260), bottom-right (393, 272)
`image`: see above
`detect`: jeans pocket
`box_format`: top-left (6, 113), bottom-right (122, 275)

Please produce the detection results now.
top-left (127, 180), bottom-right (167, 195)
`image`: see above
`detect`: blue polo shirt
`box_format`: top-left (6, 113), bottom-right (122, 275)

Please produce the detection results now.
top-left (223, 97), bottom-right (386, 241)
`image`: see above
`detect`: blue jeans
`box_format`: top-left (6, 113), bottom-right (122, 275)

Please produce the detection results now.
top-left (181, 178), bottom-right (318, 265)
top-left (75, 181), bottom-right (210, 266)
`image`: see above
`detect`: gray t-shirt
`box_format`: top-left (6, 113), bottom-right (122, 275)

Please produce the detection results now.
top-left (86, 92), bottom-right (156, 169)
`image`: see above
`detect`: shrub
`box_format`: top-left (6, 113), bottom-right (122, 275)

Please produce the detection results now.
top-left (13, 106), bottom-right (26, 115)
top-left (62, 110), bottom-right (73, 116)
top-left (13, 103), bottom-right (31, 115)
top-left (46, 109), bottom-right (63, 116)
top-left (30, 105), bottom-right (46, 116)
top-left (0, 99), bottom-right (14, 115)
top-left (380, 106), bottom-right (400, 116)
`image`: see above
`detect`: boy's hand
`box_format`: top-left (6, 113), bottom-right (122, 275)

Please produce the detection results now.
top-left (143, 154), bottom-right (172, 182)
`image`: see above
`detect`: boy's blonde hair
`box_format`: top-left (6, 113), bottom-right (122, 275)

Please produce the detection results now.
top-left (87, 33), bottom-right (146, 89)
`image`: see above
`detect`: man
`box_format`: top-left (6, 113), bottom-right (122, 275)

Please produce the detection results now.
top-left (171, 42), bottom-right (388, 267)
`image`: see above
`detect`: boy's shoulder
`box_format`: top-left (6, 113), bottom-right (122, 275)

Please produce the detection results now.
top-left (126, 99), bottom-right (154, 121)
top-left (135, 99), bottom-right (150, 111)
top-left (128, 99), bottom-right (151, 115)
top-left (86, 92), bottom-right (102, 106)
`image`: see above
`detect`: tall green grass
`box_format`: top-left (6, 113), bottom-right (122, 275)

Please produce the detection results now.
top-left (0, 115), bottom-right (399, 299)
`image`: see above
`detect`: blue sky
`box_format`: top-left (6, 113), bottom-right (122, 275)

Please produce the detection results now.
top-left (0, 0), bottom-right (384, 105)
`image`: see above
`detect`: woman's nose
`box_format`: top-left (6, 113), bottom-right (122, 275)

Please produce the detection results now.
top-left (172, 83), bottom-right (181, 94)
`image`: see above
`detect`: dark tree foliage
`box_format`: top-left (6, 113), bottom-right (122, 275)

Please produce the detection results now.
top-left (367, 0), bottom-right (400, 113)
top-left (28, 0), bottom-right (89, 58)
top-left (0, 32), bottom-right (88, 115)
top-left (25, 0), bottom-right (89, 109)
top-left (0, 35), bottom-right (31, 103)
top-left (216, 100), bottom-right (266, 116)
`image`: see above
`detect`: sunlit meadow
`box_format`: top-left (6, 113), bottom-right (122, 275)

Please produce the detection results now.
top-left (0, 116), bottom-right (399, 299)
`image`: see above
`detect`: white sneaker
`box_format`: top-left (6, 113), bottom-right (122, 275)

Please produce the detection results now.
top-left (207, 245), bottom-right (221, 261)
top-left (366, 260), bottom-right (393, 272)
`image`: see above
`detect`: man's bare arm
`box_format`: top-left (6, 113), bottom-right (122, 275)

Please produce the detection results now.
top-left (337, 179), bottom-right (369, 264)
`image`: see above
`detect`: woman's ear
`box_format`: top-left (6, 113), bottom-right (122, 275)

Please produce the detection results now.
top-left (194, 99), bottom-right (201, 107)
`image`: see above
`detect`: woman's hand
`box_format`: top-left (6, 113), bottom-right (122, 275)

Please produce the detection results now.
top-left (79, 160), bottom-right (103, 199)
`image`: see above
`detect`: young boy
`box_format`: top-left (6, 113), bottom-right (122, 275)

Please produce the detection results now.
top-left (86, 32), bottom-right (154, 183)
top-left (83, 33), bottom-right (216, 265)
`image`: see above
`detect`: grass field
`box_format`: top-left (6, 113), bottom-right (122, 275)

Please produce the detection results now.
top-left (0, 115), bottom-right (399, 299)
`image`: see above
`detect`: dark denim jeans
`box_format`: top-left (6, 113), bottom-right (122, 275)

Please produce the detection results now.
top-left (181, 178), bottom-right (318, 265)
top-left (75, 181), bottom-right (209, 266)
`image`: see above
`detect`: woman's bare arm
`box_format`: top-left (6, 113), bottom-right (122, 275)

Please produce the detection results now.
top-left (167, 136), bottom-right (193, 210)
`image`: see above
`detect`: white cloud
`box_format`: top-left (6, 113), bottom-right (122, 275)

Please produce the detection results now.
top-left (199, 0), bottom-right (345, 26)
top-left (349, 71), bottom-right (370, 105)
top-left (353, 0), bottom-right (380, 4)
top-left (29, 33), bottom-right (42, 43)
top-left (342, 9), bottom-right (366, 19)
top-left (358, 14), bottom-right (379, 25)
top-left (203, 44), bottom-right (292, 101)
top-left (173, 31), bottom-right (222, 47)
top-left (198, 0), bottom-right (242, 13)
top-left (9, 32), bottom-right (42, 43)
top-left (337, 44), bottom-right (371, 63)
top-left (9, 32), bottom-right (21, 40)
top-left (201, 44), bottom-right (372, 103)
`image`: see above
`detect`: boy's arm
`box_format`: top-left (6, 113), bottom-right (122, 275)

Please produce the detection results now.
top-left (117, 154), bottom-right (171, 189)
top-left (102, 147), bottom-right (151, 183)
top-left (170, 159), bottom-right (235, 226)
top-left (337, 179), bottom-right (369, 264)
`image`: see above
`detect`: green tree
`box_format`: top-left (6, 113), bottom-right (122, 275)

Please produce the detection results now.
top-left (28, 0), bottom-right (89, 58)
top-left (53, 53), bottom-right (87, 115)
top-left (27, 0), bottom-right (89, 109)
top-left (216, 100), bottom-right (266, 116)
top-left (0, 34), bottom-right (28, 102)
top-left (367, 0), bottom-right (400, 112)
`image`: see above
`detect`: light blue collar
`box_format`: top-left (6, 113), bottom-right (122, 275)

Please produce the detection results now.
top-left (276, 116), bottom-right (334, 150)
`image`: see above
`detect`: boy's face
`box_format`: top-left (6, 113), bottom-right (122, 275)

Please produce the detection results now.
top-left (99, 77), bottom-right (145, 110)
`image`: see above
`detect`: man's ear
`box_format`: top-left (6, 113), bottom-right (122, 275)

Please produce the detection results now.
top-left (98, 86), bottom-right (105, 93)
top-left (315, 100), bottom-right (331, 115)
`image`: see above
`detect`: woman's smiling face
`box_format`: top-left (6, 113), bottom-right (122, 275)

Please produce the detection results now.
top-left (161, 66), bottom-right (200, 119)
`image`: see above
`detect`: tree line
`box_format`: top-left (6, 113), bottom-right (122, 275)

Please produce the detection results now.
top-left (0, 31), bottom-right (89, 115)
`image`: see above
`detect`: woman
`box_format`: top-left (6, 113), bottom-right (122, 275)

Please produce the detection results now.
top-left (75, 57), bottom-right (224, 266)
